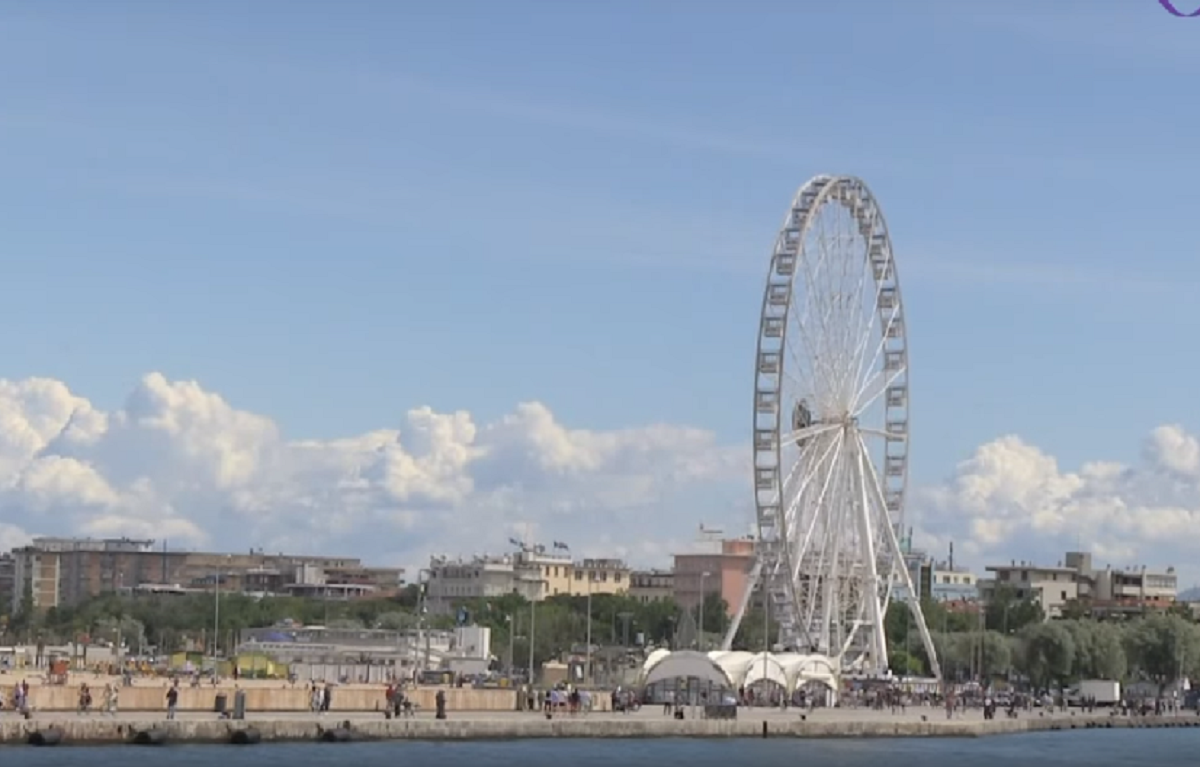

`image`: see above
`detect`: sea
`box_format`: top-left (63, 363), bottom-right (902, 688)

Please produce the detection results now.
top-left (0, 730), bottom-right (1190, 766)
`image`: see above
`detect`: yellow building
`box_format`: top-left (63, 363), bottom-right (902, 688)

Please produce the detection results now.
top-left (570, 558), bottom-right (630, 596)
top-left (512, 550), bottom-right (630, 599)
top-left (514, 549), bottom-right (574, 598)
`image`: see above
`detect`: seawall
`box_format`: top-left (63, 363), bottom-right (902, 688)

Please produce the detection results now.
top-left (3, 713), bottom-right (1197, 745)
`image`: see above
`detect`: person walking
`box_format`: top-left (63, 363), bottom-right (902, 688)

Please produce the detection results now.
top-left (166, 684), bottom-right (179, 720)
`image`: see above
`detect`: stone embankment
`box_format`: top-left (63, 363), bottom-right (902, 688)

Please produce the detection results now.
top-left (2, 710), bottom-right (1198, 745)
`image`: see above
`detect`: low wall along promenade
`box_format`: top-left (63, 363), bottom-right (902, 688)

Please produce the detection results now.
top-left (9, 681), bottom-right (524, 713)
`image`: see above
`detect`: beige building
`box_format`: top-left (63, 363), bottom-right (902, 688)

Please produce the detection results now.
top-left (629, 569), bottom-right (674, 604)
top-left (9, 537), bottom-right (403, 613)
top-left (981, 561), bottom-right (1079, 617)
top-left (982, 551), bottom-right (1177, 618)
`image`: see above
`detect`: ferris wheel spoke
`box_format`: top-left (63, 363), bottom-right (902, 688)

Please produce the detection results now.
top-left (858, 309), bottom-right (901, 391)
top-left (859, 426), bottom-right (905, 442)
top-left (852, 363), bottom-right (907, 418)
top-left (780, 421), bottom-right (841, 447)
top-left (788, 432), bottom-right (845, 587)
top-left (848, 274), bottom-right (891, 408)
top-left (781, 431), bottom-right (842, 528)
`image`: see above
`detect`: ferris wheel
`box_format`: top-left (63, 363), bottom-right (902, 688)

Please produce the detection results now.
top-left (722, 175), bottom-right (941, 680)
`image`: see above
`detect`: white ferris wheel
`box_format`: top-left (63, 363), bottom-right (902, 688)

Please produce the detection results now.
top-left (722, 174), bottom-right (941, 681)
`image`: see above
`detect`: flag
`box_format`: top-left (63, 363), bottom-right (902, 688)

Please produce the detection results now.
top-left (553, 541), bottom-right (569, 551)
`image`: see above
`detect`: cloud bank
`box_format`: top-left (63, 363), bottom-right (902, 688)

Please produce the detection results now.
top-left (1, 373), bottom-right (1198, 584)
top-left (0, 374), bottom-right (747, 568)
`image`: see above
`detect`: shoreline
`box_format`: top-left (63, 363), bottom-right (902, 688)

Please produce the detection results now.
top-left (2, 711), bottom-right (1196, 745)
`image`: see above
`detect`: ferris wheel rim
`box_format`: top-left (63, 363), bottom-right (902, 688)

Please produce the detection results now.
top-left (751, 174), bottom-right (911, 656)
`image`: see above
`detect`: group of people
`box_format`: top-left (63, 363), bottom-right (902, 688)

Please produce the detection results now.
top-left (308, 681), bottom-right (334, 713)
top-left (75, 682), bottom-right (122, 715)
top-left (384, 682), bottom-right (415, 718)
top-left (4, 679), bottom-right (31, 716)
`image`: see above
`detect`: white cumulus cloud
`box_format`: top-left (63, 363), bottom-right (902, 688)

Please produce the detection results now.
top-left (0, 373), bottom-right (747, 570)
top-left (912, 424), bottom-right (1200, 585)
top-left (2, 372), bottom-right (1199, 586)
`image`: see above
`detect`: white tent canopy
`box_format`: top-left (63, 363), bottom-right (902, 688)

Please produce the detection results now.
top-left (642, 650), bottom-right (734, 688)
top-left (642, 648), bottom-right (671, 676)
top-left (643, 650), bottom-right (839, 693)
top-left (707, 650), bottom-right (754, 685)
top-left (741, 651), bottom-right (788, 688)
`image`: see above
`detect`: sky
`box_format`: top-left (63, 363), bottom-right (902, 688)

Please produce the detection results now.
top-left (1, 0), bottom-right (1199, 584)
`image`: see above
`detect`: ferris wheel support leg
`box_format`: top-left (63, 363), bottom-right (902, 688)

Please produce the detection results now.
top-left (853, 449), bottom-right (890, 676)
top-left (881, 518), bottom-right (942, 683)
top-left (721, 557), bottom-right (762, 651)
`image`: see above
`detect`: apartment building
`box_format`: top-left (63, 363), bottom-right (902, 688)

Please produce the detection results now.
top-left (672, 537), bottom-right (756, 614)
top-left (425, 555), bottom-right (541, 614)
top-left (628, 569), bottom-right (675, 604)
top-left (980, 550), bottom-right (1177, 618)
top-left (893, 549), bottom-right (980, 603)
top-left (425, 550), bottom-right (632, 615)
top-left (9, 537), bottom-right (403, 613)
top-left (570, 558), bottom-right (630, 596)
top-left (0, 554), bottom-right (15, 616)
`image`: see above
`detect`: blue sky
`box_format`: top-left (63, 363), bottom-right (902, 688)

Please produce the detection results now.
top-left (1, 1), bottom-right (1198, 568)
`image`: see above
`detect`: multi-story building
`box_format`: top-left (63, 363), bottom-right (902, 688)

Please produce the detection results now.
top-left (425, 555), bottom-right (539, 614)
top-left (570, 558), bottom-right (630, 596)
top-left (9, 537), bottom-right (404, 613)
top-left (425, 550), bottom-right (632, 615)
top-left (980, 551), bottom-right (1177, 618)
top-left (0, 554), bottom-right (15, 617)
top-left (629, 569), bottom-right (674, 604)
top-left (980, 561), bottom-right (1080, 618)
top-left (893, 552), bottom-right (979, 603)
top-left (513, 547), bottom-right (575, 599)
top-left (673, 537), bottom-right (756, 614)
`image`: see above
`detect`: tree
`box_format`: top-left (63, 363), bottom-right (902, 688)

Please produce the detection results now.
top-left (1089, 622), bottom-right (1128, 681)
top-left (978, 630), bottom-right (1013, 680)
top-left (731, 607), bottom-right (779, 651)
top-left (888, 647), bottom-right (924, 676)
top-left (1124, 614), bottom-right (1200, 693)
top-left (984, 585), bottom-right (1044, 635)
top-left (1018, 622), bottom-right (1074, 690)
top-left (698, 592), bottom-right (730, 636)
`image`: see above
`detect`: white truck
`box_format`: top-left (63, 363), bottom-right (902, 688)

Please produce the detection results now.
top-left (1068, 679), bottom-right (1121, 706)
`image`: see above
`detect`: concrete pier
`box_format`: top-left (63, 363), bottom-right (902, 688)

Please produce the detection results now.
top-left (5, 708), bottom-right (1198, 745)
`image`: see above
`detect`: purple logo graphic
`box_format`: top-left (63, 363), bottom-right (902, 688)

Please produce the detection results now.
top-left (1161, 0), bottom-right (1200, 16)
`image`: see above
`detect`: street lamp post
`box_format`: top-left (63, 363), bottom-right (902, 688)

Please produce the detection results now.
top-left (528, 596), bottom-right (537, 685)
top-left (698, 571), bottom-right (711, 651)
top-left (414, 567), bottom-right (431, 678)
top-left (213, 562), bottom-right (221, 659)
top-left (617, 611), bottom-right (634, 648)
top-left (585, 570), bottom-right (594, 684)
top-left (507, 614), bottom-right (515, 674)
top-left (761, 568), bottom-right (770, 685)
